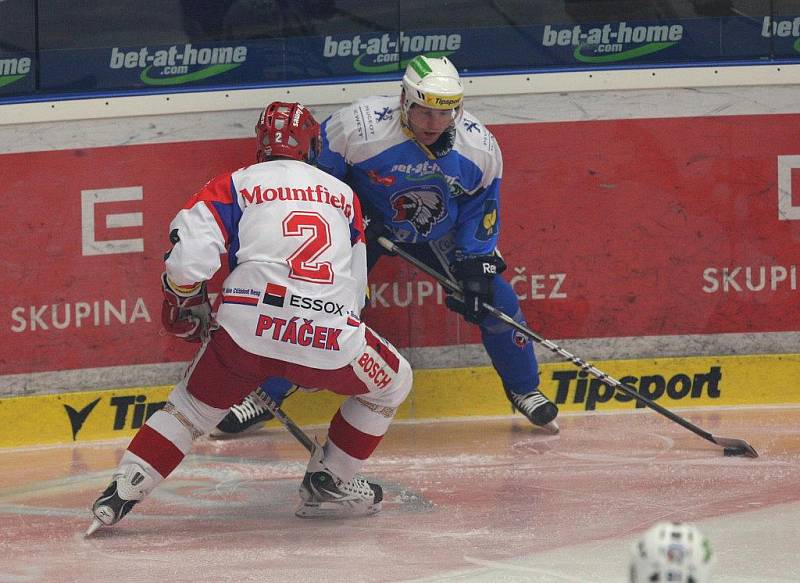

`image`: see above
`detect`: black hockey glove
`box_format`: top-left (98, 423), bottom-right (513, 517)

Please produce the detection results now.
top-left (445, 255), bottom-right (502, 324)
top-left (363, 209), bottom-right (396, 249)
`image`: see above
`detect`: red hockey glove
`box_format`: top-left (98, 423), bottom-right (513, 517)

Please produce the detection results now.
top-left (161, 272), bottom-right (212, 342)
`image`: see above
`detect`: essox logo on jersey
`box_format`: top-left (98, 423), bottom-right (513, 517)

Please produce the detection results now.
top-left (289, 294), bottom-right (345, 315)
top-left (262, 283), bottom-right (287, 307)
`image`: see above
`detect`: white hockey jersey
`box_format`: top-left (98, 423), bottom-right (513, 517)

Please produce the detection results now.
top-left (165, 159), bottom-right (368, 369)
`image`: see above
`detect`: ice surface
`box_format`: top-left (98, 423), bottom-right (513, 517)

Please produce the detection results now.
top-left (1, 407), bottom-right (798, 582)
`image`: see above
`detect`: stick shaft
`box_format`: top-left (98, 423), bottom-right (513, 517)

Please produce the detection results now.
top-left (253, 388), bottom-right (315, 453)
top-left (376, 236), bottom-right (757, 455)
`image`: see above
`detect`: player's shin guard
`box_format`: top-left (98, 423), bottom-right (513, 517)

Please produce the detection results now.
top-left (86, 463), bottom-right (156, 536)
top-left (480, 277), bottom-right (559, 432)
top-left (85, 389), bottom-right (212, 536)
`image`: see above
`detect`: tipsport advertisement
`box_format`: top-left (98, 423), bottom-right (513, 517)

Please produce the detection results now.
top-left (4, 353), bottom-right (800, 446)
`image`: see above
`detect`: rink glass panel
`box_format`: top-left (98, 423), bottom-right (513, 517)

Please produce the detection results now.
top-left (3, 1), bottom-right (800, 101)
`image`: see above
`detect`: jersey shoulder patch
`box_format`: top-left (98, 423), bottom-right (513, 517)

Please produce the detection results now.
top-left (328, 96), bottom-right (405, 165)
top-left (455, 111), bottom-right (498, 154)
top-left (454, 111), bottom-right (502, 181)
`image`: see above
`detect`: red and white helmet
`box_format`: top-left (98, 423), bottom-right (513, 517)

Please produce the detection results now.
top-left (255, 101), bottom-right (319, 163)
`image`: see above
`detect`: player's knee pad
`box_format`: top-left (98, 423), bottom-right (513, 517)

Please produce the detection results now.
top-left (360, 354), bottom-right (412, 410)
top-left (384, 355), bottom-right (413, 408)
top-left (353, 328), bottom-right (413, 406)
top-left (479, 276), bottom-right (527, 334)
top-left (166, 379), bottom-right (229, 437)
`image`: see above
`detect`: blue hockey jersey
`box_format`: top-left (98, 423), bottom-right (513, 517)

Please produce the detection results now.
top-left (317, 95), bottom-right (502, 257)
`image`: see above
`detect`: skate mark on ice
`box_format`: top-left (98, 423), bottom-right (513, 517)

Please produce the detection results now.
top-left (0, 565), bottom-right (43, 582)
top-left (462, 556), bottom-right (599, 582)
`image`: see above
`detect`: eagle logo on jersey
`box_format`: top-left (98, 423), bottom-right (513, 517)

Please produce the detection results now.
top-left (390, 187), bottom-right (446, 236)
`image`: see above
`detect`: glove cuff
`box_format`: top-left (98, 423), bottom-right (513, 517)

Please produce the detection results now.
top-left (451, 255), bottom-right (501, 280)
top-left (162, 272), bottom-right (202, 298)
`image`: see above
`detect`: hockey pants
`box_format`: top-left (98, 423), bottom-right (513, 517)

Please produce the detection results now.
top-left (118, 325), bottom-right (412, 493)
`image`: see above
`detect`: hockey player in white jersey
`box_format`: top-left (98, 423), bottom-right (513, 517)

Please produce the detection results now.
top-left (217, 55), bottom-right (558, 435)
top-left (86, 102), bottom-right (412, 535)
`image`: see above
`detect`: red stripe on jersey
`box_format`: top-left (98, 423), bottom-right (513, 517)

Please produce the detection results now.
top-left (328, 409), bottom-right (382, 460)
top-left (182, 173), bottom-right (236, 246)
top-left (182, 173), bottom-right (236, 208)
top-left (127, 424), bottom-right (185, 479)
top-left (350, 192), bottom-right (366, 245)
top-left (204, 201), bottom-right (230, 247)
top-left (221, 293), bottom-right (259, 305)
top-left (365, 328), bottom-right (400, 373)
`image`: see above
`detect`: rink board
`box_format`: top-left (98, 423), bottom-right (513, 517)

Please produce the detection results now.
top-left (4, 113), bottom-right (800, 380)
top-left (1, 353), bottom-right (798, 448)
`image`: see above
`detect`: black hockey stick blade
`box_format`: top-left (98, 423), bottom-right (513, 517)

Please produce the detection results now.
top-left (713, 435), bottom-right (759, 458)
top-left (376, 236), bottom-right (759, 459)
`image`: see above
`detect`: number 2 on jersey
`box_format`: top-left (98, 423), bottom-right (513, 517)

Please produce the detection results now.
top-left (282, 211), bottom-right (333, 284)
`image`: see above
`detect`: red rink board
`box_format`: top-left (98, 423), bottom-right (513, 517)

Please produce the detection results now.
top-left (492, 113), bottom-right (800, 337)
top-left (2, 114), bottom-right (800, 375)
top-left (0, 139), bottom-right (251, 373)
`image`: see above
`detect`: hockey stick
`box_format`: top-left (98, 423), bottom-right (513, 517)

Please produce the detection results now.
top-left (376, 236), bottom-right (758, 458)
top-left (252, 387), bottom-right (315, 453)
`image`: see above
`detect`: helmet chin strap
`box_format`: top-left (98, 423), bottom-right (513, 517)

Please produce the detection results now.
top-left (400, 105), bottom-right (458, 160)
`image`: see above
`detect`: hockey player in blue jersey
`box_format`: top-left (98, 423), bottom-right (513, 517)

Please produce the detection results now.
top-left (213, 55), bottom-right (559, 436)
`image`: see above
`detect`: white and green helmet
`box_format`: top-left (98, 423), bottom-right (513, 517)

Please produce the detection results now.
top-left (401, 55), bottom-right (463, 119)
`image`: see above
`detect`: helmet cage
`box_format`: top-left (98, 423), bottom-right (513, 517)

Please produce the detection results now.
top-left (255, 102), bottom-right (319, 163)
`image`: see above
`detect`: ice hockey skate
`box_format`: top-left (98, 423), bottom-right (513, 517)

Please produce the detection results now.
top-left (505, 388), bottom-right (560, 433)
top-left (210, 390), bottom-right (274, 437)
top-left (296, 442), bottom-right (383, 518)
top-left (85, 463), bottom-right (155, 536)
